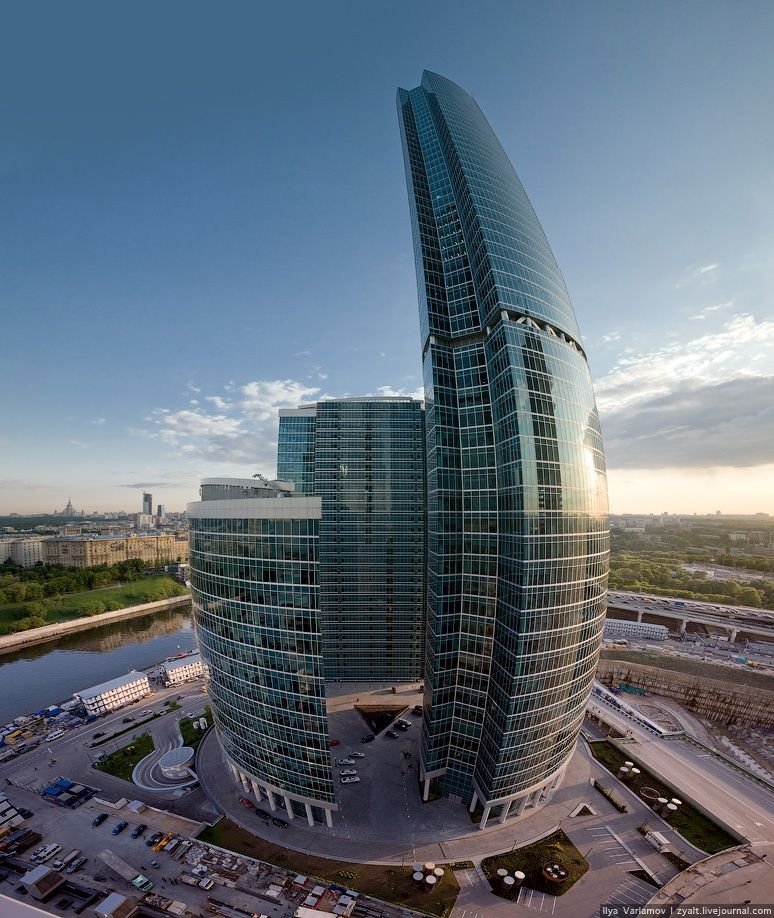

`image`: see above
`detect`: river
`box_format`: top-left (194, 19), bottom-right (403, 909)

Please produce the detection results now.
top-left (0, 603), bottom-right (195, 725)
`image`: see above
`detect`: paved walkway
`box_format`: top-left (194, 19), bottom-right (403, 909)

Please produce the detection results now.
top-left (196, 699), bottom-right (691, 874)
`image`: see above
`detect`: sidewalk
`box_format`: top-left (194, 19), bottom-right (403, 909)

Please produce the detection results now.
top-left (197, 722), bottom-right (678, 868)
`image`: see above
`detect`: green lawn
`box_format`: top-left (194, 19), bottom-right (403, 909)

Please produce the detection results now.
top-left (481, 829), bottom-right (588, 897)
top-left (178, 707), bottom-right (212, 749)
top-left (94, 733), bottom-right (154, 782)
top-left (589, 741), bottom-right (737, 853)
top-left (89, 714), bottom-right (160, 747)
top-left (198, 818), bottom-right (459, 917)
top-left (0, 576), bottom-right (188, 634)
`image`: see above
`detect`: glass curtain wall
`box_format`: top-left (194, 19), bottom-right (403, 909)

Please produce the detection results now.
top-left (398, 72), bottom-right (609, 810)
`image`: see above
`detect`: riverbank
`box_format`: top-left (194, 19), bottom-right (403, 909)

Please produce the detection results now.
top-left (0, 594), bottom-right (192, 656)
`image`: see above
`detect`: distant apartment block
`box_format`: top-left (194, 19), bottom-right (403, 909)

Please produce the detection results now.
top-left (0, 537), bottom-right (47, 567)
top-left (161, 653), bottom-right (204, 685)
top-left (604, 619), bottom-right (669, 640)
top-left (74, 671), bottom-right (151, 715)
top-left (43, 533), bottom-right (189, 568)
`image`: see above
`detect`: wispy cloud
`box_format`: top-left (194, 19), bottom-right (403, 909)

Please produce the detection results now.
top-left (369, 384), bottom-right (425, 400)
top-left (142, 379), bottom-right (324, 468)
top-left (690, 300), bottom-right (732, 320)
top-left (675, 262), bottom-right (720, 289)
top-left (118, 481), bottom-right (181, 488)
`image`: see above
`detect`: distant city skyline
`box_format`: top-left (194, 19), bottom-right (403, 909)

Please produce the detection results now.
top-left (2, 2), bottom-right (773, 516)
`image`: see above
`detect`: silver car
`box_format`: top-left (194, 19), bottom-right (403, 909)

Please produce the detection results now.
top-left (340, 769), bottom-right (358, 777)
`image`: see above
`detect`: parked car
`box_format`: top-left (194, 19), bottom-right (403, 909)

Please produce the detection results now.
top-left (386, 730), bottom-right (399, 738)
top-left (328, 738), bottom-right (340, 747)
top-left (146, 832), bottom-right (164, 847)
top-left (350, 752), bottom-right (365, 758)
top-left (66, 857), bottom-right (87, 875)
top-left (361, 734), bottom-right (375, 744)
top-left (239, 797), bottom-right (254, 810)
top-left (412, 705), bottom-right (423, 715)
top-left (112, 821), bottom-right (128, 835)
top-left (396, 722), bottom-right (410, 731)
top-left (341, 776), bottom-right (360, 785)
top-left (18, 808), bottom-right (34, 819)
top-left (92, 813), bottom-right (108, 827)
top-left (271, 816), bottom-right (288, 828)
top-left (122, 717), bottom-right (133, 723)
top-left (337, 758), bottom-right (355, 766)
top-left (340, 769), bottom-right (357, 777)
top-left (93, 732), bottom-right (106, 738)
top-left (131, 824), bottom-right (147, 839)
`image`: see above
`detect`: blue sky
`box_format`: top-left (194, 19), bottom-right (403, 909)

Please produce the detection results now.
top-left (2, 1), bottom-right (773, 515)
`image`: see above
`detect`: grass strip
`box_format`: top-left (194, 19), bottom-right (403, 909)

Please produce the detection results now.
top-left (178, 707), bottom-right (212, 750)
top-left (198, 817), bottom-right (458, 917)
top-left (90, 714), bottom-right (160, 747)
top-left (481, 829), bottom-right (588, 897)
top-left (588, 740), bottom-right (736, 853)
top-left (0, 576), bottom-right (189, 635)
top-left (93, 732), bottom-right (154, 782)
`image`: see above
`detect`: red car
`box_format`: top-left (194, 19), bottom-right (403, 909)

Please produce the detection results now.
top-left (239, 797), bottom-right (254, 809)
top-left (328, 738), bottom-right (340, 747)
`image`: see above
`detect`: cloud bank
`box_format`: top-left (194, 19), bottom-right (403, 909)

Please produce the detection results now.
top-left (137, 315), bottom-right (772, 476)
top-left (597, 314), bottom-right (774, 469)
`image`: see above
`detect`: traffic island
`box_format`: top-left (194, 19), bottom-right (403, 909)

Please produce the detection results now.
top-left (178, 707), bottom-right (211, 749)
top-left (197, 817), bottom-right (459, 917)
top-left (94, 733), bottom-right (154, 782)
top-left (481, 829), bottom-right (588, 897)
top-left (588, 740), bottom-right (737, 853)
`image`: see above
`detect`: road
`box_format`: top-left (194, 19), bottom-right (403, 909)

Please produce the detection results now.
top-left (0, 679), bottom-right (207, 802)
top-left (608, 590), bottom-right (774, 644)
top-left (588, 698), bottom-right (774, 846)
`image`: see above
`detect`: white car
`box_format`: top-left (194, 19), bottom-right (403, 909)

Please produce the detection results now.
top-left (350, 751), bottom-right (365, 758)
top-left (340, 769), bottom-right (358, 777)
top-left (337, 758), bottom-right (355, 766)
top-left (340, 776), bottom-right (360, 785)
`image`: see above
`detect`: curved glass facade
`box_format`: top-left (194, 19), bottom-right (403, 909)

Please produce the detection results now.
top-left (188, 482), bottom-right (336, 824)
top-left (398, 72), bottom-right (609, 816)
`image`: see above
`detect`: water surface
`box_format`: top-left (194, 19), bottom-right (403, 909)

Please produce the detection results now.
top-left (0, 603), bottom-right (195, 724)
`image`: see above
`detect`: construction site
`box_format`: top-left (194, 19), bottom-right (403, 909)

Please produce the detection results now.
top-left (597, 649), bottom-right (774, 780)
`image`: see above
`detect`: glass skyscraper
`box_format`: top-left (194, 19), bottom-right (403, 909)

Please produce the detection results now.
top-left (398, 72), bottom-right (609, 826)
top-left (188, 478), bottom-right (337, 827)
top-left (278, 398), bottom-right (425, 681)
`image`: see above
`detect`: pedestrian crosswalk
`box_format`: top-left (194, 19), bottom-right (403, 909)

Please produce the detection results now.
top-left (604, 874), bottom-right (658, 909)
top-left (583, 826), bottom-right (638, 869)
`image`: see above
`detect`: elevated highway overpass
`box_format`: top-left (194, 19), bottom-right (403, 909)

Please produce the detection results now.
top-left (607, 590), bottom-right (774, 643)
